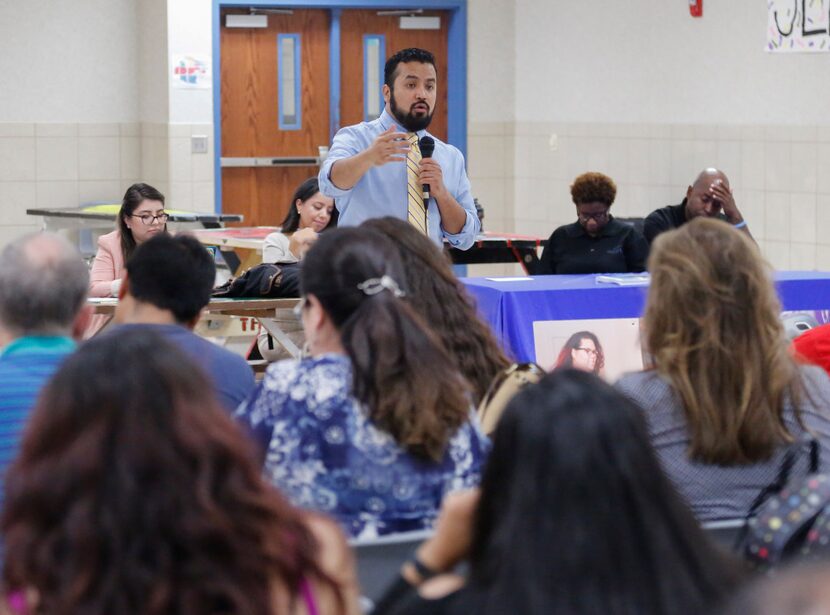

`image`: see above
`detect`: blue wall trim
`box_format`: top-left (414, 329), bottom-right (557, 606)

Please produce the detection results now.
top-left (213, 0), bottom-right (467, 213)
top-left (329, 9), bottom-right (341, 141)
top-left (447, 1), bottom-right (467, 160)
top-left (362, 34), bottom-right (386, 123)
top-left (277, 33), bottom-right (303, 130)
top-left (212, 1), bottom-right (223, 214)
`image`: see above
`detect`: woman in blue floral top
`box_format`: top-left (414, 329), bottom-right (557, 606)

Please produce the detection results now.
top-left (236, 227), bottom-right (488, 539)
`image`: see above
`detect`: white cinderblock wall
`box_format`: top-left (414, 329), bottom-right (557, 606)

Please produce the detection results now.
top-left (1, 0), bottom-right (829, 274)
top-left (466, 0), bottom-right (830, 273)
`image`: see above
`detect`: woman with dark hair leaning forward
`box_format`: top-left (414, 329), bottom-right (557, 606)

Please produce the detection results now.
top-left (374, 369), bottom-right (741, 615)
top-left (258, 177), bottom-right (338, 362)
top-left (361, 217), bottom-right (510, 407)
top-left (262, 176), bottom-right (338, 264)
top-left (0, 329), bottom-right (359, 615)
top-left (616, 218), bottom-right (830, 522)
top-left (236, 227), bottom-right (488, 539)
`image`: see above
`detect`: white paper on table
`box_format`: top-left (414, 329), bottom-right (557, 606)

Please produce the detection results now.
top-left (485, 277), bottom-right (533, 282)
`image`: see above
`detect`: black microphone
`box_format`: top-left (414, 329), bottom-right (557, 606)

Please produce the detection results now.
top-left (418, 136), bottom-right (435, 200)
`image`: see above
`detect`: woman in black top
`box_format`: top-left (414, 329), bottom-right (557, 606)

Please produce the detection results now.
top-left (374, 370), bottom-right (742, 615)
top-left (539, 172), bottom-right (649, 274)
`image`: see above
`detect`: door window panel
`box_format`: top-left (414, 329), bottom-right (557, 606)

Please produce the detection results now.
top-left (363, 35), bottom-right (385, 122)
top-left (278, 33), bottom-right (302, 130)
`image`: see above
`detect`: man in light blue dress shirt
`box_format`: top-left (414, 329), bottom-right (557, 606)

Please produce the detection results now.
top-left (318, 48), bottom-right (480, 250)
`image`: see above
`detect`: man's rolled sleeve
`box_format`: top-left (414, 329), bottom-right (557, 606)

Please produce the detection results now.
top-left (318, 127), bottom-right (362, 199)
top-left (441, 159), bottom-right (480, 250)
top-left (442, 209), bottom-right (480, 250)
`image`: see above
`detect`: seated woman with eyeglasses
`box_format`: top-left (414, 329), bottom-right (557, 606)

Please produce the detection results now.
top-left (236, 227), bottom-right (489, 539)
top-left (89, 183), bottom-right (168, 298)
top-left (538, 172), bottom-right (648, 274)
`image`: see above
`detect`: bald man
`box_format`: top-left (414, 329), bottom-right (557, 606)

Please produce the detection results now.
top-left (643, 168), bottom-right (752, 244)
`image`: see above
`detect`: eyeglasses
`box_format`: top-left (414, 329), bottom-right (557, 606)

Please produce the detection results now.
top-left (577, 211), bottom-right (609, 223)
top-left (575, 347), bottom-right (599, 357)
top-left (131, 212), bottom-right (169, 225)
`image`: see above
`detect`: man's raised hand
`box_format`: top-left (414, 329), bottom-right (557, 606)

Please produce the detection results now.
top-left (366, 125), bottom-right (410, 166)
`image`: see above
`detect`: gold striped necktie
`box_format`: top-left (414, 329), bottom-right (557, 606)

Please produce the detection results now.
top-left (406, 132), bottom-right (427, 235)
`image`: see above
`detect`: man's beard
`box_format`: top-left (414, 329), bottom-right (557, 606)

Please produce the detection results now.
top-left (389, 91), bottom-right (433, 132)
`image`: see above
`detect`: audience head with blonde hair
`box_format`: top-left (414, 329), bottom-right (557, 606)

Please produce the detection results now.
top-left (644, 217), bottom-right (801, 464)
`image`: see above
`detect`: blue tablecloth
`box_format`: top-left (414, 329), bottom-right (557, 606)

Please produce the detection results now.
top-left (462, 272), bottom-right (830, 363)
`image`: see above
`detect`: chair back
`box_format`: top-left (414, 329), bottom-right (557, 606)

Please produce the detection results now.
top-left (477, 363), bottom-right (545, 435)
top-left (702, 518), bottom-right (745, 550)
top-left (350, 529), bottom-right (433, 606)
top-left (616, 216), bottom-right (646, 236)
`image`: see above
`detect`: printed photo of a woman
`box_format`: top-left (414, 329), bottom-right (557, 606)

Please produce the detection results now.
top-left (554, 331), bottom-right (605, 375)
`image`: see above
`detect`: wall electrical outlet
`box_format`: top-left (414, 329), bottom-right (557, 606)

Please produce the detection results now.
top-left (191, 135), bottom-right (209, 154)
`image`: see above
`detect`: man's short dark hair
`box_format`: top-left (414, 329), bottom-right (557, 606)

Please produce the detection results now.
top-left (126, 234), bottom-right (215, 323)
top-left (384, 48), bottom-right (436, 88)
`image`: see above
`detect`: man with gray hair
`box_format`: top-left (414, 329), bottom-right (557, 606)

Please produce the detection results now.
top-left (0, 232), bottom-right (90, 505)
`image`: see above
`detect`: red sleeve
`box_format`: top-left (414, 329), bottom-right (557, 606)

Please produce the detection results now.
top-left (792, 326), bottom-right (830, 376)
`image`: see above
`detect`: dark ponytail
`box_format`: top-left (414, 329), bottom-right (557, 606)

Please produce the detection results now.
top-left (301, 228), bottom-right (470, 461)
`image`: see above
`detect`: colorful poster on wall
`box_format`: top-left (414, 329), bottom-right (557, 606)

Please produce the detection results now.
top-left (171, 54), bottom-right (211, 88)
top-left (768, 0), bottom-right (830, 52)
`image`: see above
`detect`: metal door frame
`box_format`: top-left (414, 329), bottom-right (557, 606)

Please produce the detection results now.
top-left (212, 0), bottom-right (468, 213)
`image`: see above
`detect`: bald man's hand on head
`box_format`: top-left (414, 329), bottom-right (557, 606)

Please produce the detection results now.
top-left (708, 177), bottom-right (741, 225)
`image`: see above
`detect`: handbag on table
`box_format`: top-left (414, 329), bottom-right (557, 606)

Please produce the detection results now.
top-left (212, 262), bottom-right (301, 299)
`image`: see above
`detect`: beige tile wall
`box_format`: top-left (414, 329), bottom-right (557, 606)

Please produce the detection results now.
top-left (2, 119), bottom-right (826, 275)
top-left (466, 121), bottom-right (521, 276)
top-left (467, 121), bottom-right (830, 273)
top-left (0, 122), bottom-right (214, 248)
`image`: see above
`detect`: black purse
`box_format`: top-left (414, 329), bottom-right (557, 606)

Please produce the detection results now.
top-left (212, 262), bottom-right (301, 298)
top-left (738, 438), bottom-right (830, 568)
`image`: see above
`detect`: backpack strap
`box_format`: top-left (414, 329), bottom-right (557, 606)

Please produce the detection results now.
top-left (736, 437), bottom-right (821, 550)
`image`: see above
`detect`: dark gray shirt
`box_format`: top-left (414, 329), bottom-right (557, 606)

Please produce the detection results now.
top-left (539, 217), bottom-right (649, 275)
top-left (615, 366), bottom-right (830, 522)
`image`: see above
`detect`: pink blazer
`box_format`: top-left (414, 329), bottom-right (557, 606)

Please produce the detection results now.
top-left (89, 230), bottom-right (125, 297)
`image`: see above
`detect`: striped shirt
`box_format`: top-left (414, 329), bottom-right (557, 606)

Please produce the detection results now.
top-left (0, 336), bottom-right (75, 507)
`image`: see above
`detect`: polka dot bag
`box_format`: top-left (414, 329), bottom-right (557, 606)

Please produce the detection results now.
top-left (741, 439), bottom-right (830, 569)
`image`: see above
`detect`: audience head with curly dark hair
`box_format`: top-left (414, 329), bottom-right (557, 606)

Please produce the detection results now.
top-left (361, 217), bottom-right (511, 405)
top-left (1, 329), bottom-right (354, 615)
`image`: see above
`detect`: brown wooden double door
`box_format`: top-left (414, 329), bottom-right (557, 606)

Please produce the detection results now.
top-left (220, 7), bottom-right (449, 227)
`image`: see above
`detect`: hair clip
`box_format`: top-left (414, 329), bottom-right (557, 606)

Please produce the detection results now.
top-left (357, 275), bottom-right (405, 298)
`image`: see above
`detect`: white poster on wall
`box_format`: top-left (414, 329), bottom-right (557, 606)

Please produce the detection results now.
top-left (768, 0), bottom-right (830, 52)
top-left (171, 54), bottom-right (211, 88)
